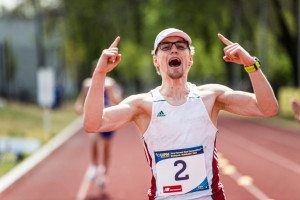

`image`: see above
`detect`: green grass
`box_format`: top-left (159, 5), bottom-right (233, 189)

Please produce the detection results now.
top-left (0, 101), bottom-right (77, 141)
top-left (0, 100), bottom-right (78, 177)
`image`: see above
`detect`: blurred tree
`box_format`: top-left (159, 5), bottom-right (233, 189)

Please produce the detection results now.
top-left (4, 38), bottom-right (16, 82)
top-left (28, 0), bottom-right (300, 95)
top-left (4, 38), bottom-right (17, 98)
top-left (62, 0), bottom-right (151, 93)
top-left (6, 0), bottom-right (300, 103)
top-left (270, 0), bottom-right (298, 86)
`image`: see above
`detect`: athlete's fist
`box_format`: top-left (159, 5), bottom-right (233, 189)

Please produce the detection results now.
top-left (218, 33), bottom-right (255, 66)
top-left (95, 37), bottom-right (122, 74)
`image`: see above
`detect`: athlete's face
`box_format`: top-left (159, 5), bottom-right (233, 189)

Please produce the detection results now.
top-left (153, 36), bottom-right (193, 79)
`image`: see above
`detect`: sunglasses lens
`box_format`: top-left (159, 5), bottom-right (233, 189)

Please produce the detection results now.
top-left (175, 41), bottom-right (188, 50)
top-left (160, 43), bottom-right (172, 51)
top-left (159, 41), bottom-right (188, 51)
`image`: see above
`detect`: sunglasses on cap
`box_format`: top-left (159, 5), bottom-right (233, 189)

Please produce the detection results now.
top-left (157, 40), bottom-right (189, 51)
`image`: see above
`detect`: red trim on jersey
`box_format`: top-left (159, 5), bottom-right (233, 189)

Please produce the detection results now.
top-left (143, 140), bottom-right (152, 167)
top-left (143, 141), bottom-right (157, 199)
top-left (211, 135), bottom-right (226, 200)
top-left (148, 176), bottom-right (156, 200)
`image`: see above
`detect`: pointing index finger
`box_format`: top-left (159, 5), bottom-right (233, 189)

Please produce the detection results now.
top-left (218, 33), bottom-right (233, 46)
top-left (109, 36), bottom-right (120, 48)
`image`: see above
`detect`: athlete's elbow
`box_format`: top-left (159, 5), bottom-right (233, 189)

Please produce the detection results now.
top-left (84, 126), bottom-right (97, 133)
top-left (83, 120), bottom-right (101, 133)
top-left (263, 104), bottom-right (279, 118)
top-left (270, 107), bottom-right (279, 117)
top-left (84, 124), bottom-right (97, 133)
top-left (264, 110), bottom-right (278, 118)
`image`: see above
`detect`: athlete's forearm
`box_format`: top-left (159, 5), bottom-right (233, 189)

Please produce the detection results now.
top-left (248, 69), bottom-right (278, 117)
top-left (83, 72), bottom-right (106, 132)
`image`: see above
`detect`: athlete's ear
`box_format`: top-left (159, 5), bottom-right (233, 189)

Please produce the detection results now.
top-left (153, 56), bottom-right (159, 67)
top-left (188, 54), bottom-right (193, 66)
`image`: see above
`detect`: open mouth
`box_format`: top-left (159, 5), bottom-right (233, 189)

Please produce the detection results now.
top-left (168, 58), bottom-right (181, 67)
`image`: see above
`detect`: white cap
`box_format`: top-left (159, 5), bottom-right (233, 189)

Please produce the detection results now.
top-left (154, 28), bottom-right (192, 52)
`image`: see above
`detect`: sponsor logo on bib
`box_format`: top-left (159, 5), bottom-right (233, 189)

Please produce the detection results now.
top-left (163, 185), bottom-right (182, 193)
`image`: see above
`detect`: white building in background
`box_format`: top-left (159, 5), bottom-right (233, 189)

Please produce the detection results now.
top-left (0, 16), bottom-right (75, 105)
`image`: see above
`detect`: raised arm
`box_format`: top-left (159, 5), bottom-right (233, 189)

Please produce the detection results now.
top-left (217, 33), bottom-right (278, 117)
top-left (83, 37), bottom-right (124, 132)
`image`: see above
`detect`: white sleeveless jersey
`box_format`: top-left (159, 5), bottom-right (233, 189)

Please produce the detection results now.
top-left (143, 84), bottom-right (225, 200)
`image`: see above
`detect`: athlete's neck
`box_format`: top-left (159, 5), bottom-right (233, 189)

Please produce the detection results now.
top-left (159, 80), bottom-right (190, 105)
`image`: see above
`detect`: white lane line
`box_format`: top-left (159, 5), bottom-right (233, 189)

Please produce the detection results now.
top-left (222, 127), bottom-right (300, 175)
top-left (76, 168), bottom-right (91, 200)
top-left (218, 153), bottom-right (272, 200)
top-left (0, 117), bottom-right (83, 193)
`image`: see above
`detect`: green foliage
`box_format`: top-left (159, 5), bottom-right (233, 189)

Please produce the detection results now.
top-left (59, 0), bottom-right (299, 94)
top-left (116, 41), bottom-right (158, 92)
top-left (62, 0), bottom-right (148, 87)
top-left (4, 38), bottom-right (16, 82)
top-left (267, 32), bottom-right (293, 93)
top-left (189, 39), bottom-right (226, 84)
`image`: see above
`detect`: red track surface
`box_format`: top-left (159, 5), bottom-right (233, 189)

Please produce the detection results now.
top-left (1, 115), bottom-right (299, 200)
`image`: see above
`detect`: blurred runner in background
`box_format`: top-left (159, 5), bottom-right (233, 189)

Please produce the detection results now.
top-left (291, 98), bottom-right (300, 124)
top-left (75, 60), bottom-right (122, 188)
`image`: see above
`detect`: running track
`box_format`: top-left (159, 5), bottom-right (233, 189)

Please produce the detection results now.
top-left (0, 115), bottom-right (299, 200)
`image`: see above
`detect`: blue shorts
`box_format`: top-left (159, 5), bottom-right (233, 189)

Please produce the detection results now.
top-left (99, 131), bottom-right (114, 139)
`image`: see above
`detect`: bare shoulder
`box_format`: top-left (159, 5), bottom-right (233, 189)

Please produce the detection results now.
top-left (196, 84), bottom-right (233, 108)
top-left (119, 92), bottom-right (152, 133)
top-left (194, 84), bottom-right (234, 124)
top-left (197, 83), bottom-right (232, 94)
top-left (197, 84), bottom-right (232, 92)
top-left (121, 92), bottom-right (152, 111)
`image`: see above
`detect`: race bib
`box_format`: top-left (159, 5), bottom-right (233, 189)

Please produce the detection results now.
top-left (154, 146), bottom-right (209, 197)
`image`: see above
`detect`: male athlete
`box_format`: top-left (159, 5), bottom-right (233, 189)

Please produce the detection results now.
top-left (83, 28), bottom-right (278, 199)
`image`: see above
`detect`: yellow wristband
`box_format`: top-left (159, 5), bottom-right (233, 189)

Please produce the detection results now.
top-left (244, 57), bottom-right (260, 73)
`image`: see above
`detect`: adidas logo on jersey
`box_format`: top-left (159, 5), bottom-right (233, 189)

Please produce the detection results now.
top-left (157, 110), bottom-right (166, 117)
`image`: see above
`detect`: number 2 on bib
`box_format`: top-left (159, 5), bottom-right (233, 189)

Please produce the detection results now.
top-left (174, 160), bottom-right (189, 181)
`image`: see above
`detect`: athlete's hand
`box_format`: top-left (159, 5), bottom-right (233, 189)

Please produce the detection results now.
top-left (218, 33), bottom-right (255, 66)
top-left (95, 37), bottom-right (122, 74)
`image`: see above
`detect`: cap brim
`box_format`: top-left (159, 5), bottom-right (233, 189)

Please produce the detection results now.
top-left (154, 28), bottom-right (192, 52)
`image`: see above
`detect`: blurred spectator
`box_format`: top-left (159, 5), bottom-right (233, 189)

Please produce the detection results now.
top-left (52, 85), bottom-right (63, 109)
top-left (75, 60), bottom-right (122, 188)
